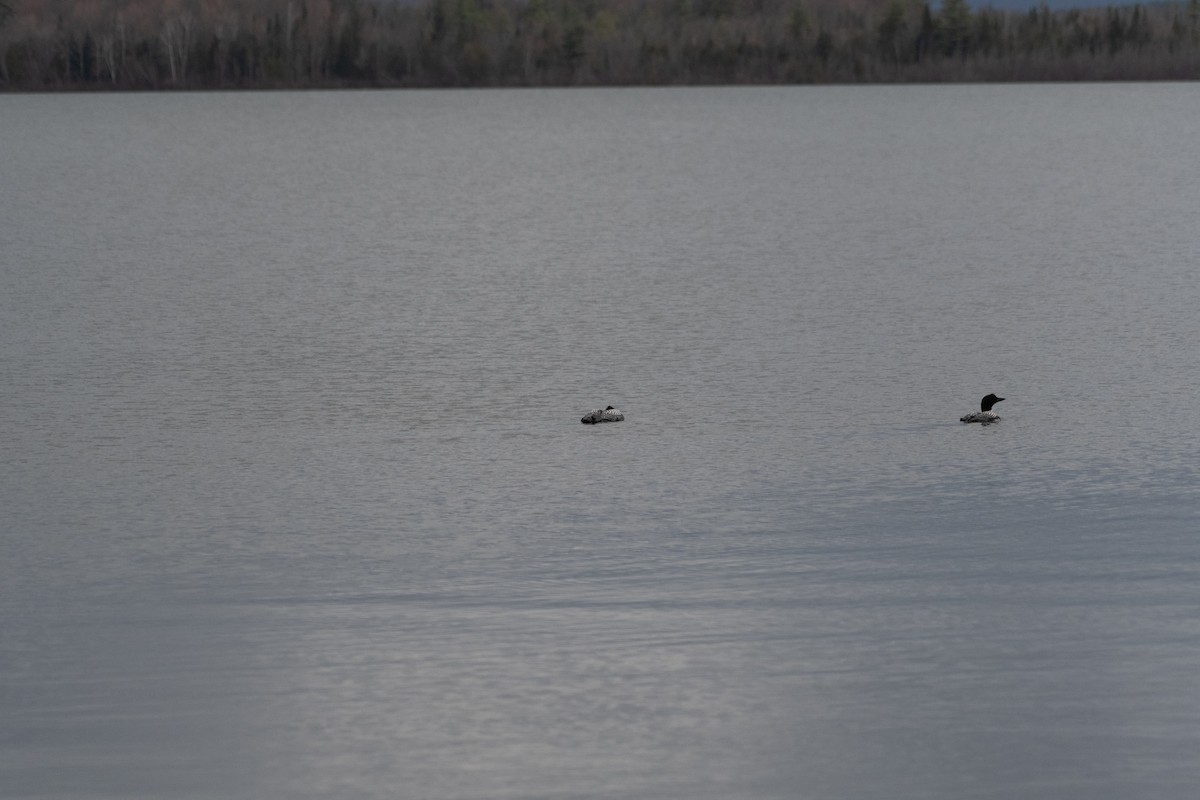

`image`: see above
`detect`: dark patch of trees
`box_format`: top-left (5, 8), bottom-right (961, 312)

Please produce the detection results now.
top-left (3, 0), bottom-right (1200, 90)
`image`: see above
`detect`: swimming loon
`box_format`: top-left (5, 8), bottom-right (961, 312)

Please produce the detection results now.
top-left (960, 393), bottom-right (1004, 424)
top-left (581, 406), bottom-right (624, 424)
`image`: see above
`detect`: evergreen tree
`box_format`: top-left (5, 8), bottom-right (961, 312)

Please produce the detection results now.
top-left (877, 0), bottom-right (908, 63)
top-left (939, 0), bottom-right (972, 58)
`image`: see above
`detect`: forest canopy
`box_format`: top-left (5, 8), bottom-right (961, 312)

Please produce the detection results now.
top-left (3, 0), bottom-right (1200, 89)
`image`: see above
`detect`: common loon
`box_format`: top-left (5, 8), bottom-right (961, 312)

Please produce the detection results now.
top-left (960, 393), bottom-right (1004, 424)
top-left (581, 406), bottom-right (624, 424)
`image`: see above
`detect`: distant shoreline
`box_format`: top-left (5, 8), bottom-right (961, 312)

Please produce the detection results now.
top-left (3, 0), bottom-right (1198, 91)
top-left (5, 75), bottom-right (1200, 96)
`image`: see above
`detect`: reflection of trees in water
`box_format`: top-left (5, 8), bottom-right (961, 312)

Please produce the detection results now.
top-left (3, 0), bottom-right (1200, 89)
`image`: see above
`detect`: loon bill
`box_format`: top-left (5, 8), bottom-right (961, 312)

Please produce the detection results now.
top-left (960, 393), bottom-right (1004, 424)
top-left (581, 405), bottom-right (624, 424)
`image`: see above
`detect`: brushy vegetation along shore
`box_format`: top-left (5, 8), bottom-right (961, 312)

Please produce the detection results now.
top-left (3, 0), bottom-right (1200, 89)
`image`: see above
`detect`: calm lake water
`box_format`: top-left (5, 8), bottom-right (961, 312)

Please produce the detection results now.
top-left (3, 85), bottom-right (1199, 800)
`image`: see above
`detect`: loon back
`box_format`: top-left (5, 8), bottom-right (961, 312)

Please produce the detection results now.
top-left (581, 405), bottom-right (624, 424)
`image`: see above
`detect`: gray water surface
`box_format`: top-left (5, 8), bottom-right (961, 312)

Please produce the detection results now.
top-left (3, 85), bottom-right (1200, 800)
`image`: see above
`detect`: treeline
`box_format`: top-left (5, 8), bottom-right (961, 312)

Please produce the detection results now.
top-left (3, 0), bottom-right (1200, 89)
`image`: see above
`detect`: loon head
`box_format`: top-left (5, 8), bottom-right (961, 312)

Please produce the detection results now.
top-left (980, 394), bottom-right (1005, 412)
top-left (605, 406), bottom-right (614, 410)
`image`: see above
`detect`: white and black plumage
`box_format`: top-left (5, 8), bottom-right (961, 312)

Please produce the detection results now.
top-left (960, 393), bottom-right (1004, 424)
top-left (581, 406), bottom-right (624, 424)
